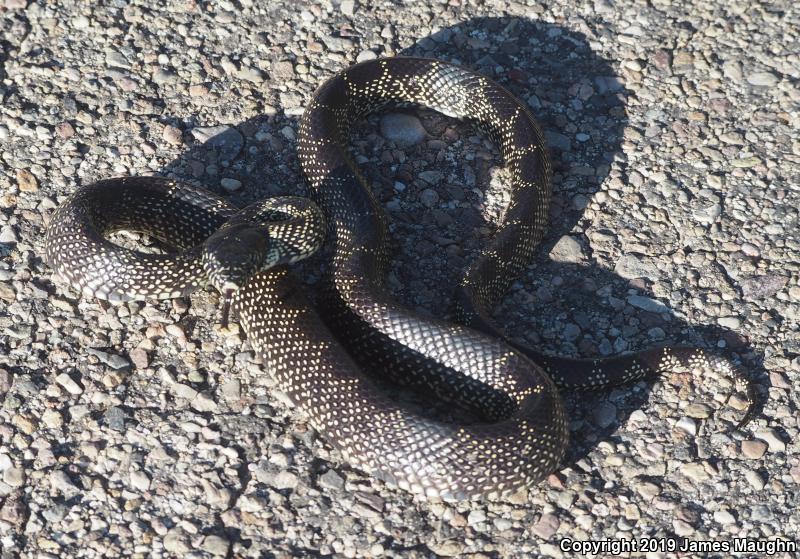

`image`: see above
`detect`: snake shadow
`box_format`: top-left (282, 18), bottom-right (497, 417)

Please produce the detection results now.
top-left (154, 17), bottom-right (765, 479)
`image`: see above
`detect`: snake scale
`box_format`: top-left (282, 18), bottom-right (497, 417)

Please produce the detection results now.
top-left (44, 58), bottom-right (754, 501)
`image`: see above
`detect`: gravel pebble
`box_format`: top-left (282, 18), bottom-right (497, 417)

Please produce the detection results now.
top-left (272, 470), bottom-right (299, 490)
top-left (221, 178), bottom-right (243, 192)
top-left (717, 316), bottom-right (742, 329)
top-left (164, 527), bottom-right (191, 554)
top-left (87, 348), bottom-right (131, 370)
top-left (16, 169), bottom-right (39, 192)
top-left (684, 403), bottom-right (713, 419)
top-left (128, 348), bottom-right (149, 369)
top-left (50, 471), bottom-right (80, 496)
top-left (593, 401), bottom-right (617, 427)
top-left (162, 125), bottom-right (183, 145)
top-left (741, 440), bottom-right (768, 459)
top-left (614, 254), bottom-right (659, 280)
top-left (130, 470), bottom-right (151, 492)
top-left (746, 71), bottom-right (779, 86)
top-left (55, 373), bottom-right (83, 395)
top-left (550, 235), bottom-right (583, 263)
top-left (201, 535), bottom-right (231, 556)
top-left (626, 295), bottom-right (669, 314)
top-left (755, 429), bottom-right (787, 453)
top-left (3, 467), bottom-right (25, 488)
top-left (191, 125), bottom-right (244, 163)
top-left (380, 113), bottom-right (426, 147)
top-left (531, 513), bottom-right (560, 539)
top-left (318, 469), bottom-right (345, 491)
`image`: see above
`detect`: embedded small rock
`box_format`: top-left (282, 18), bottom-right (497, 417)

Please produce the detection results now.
top-left (550, 235), bottom-right (583, 263)
top-left (16, 169), bottom-right (38, 192)
top-left (627, 295), bottom-right (669, 314)
top-left (192, 125), bottom-right (244, 163)
top-left (615, 254), bottom-right (659, 280)
top-left (746, 71), bottom-right (779, 87)
top-left (201, 535), bottom-right (231, 556)
top-left (380, 113), bottom-right (426, 147)
top-left (55, 373), bottom-right (83, 395)
top-left (163, 125), bottom-right (183, 145)
top-left (740, 440), bottom-right (768, 459)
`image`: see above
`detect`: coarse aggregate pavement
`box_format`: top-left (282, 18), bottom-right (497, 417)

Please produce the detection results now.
top-left (0, 0), bottom-right (798, 557)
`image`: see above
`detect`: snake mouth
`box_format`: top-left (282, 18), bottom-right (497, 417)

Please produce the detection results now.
top-left (220, 288), bottom-right (234, 329)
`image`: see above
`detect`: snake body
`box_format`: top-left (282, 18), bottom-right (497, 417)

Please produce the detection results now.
top-left (44, 58), bottom-right (753, 500)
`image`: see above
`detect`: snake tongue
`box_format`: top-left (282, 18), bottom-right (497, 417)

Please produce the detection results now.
top-left (220, 289), bottom-right (234, 329)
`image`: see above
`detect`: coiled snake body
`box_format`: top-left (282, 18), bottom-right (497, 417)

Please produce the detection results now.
top-left (45, 58), bottom-right (753, 500)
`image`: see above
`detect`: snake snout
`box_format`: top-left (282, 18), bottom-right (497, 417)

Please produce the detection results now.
top-left (203, 224), bottom-right (271, 292)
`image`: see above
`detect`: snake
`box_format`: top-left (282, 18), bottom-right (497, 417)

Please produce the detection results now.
top-left (44, 57), bottom-right (755, 501)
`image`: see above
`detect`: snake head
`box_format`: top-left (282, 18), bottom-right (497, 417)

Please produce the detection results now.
top-left (202, 223), bottom-right (271, 326)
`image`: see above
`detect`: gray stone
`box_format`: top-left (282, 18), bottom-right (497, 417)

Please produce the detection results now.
top-left (615, 254), bottom-right (659, 280)
top-left (693, 202), bottom-right (722, 223)
top-left (419, 188), bottom-right (439, 208)
top-left (550, 235), bottom-right (583, 263)
top-left (531, 513), bottom-right (560, 538)
top-left (714, 509), bottom-right (736, 525)
top-left (380, 113), bottom-right (426, 147)
top-left (87, 348), bottom-right (131, 370)
top-left (740, 275), bottom-right (788, 299)
top-left (593, 402), bottom-right (617, 427)
top-left (105, 50), bottom-right (131, 68)
top-left (104, 406), bottom-right (127, 431)
top-left (129, 348), bottom-right (149, 369)
top-left (544, 130), bottom-right (571, 152)
top-left (627, 295), bottom-right (669, 314)
top-left (0, 369), bottom-right (12, 393)
top-left (755, 429), bottom-right (787, 453)
top-left (191, 125), bottom-right (244, 163)
top-left (221, 380), bottom-right (241, 401)
top-left (220, 178), bottom-right (242, 192)
top-left (42, 503), bottom-right (68, 523)
top-left (153, 68), bottom-right (178, 85)
top-left (50, 471), bottom-right (80, 496)
top-left (673, 518), bottom-right (694, 536)
top-left (745, 469), bottom-right (766, 490)
top-left (684, 403), bottom-right (713, 419)
top-left (55, 373), bottom-right (83, 395)
top-left (741, 440), bottom-right (768, 459)
top-left (163, 125), bottom-right (183, 145)
top-left (717, 316), bottom-right (742, 329)
top-left (272, 470), bottom-right (299, 490)
top-left (318, 469), bottom-right (345, 491)
top-left (676, 417), bottom-right (698, 436)
top-left (130, 470), bottom-right (151, 492)
top-left (0, 225), bottom-right (18, 243)
top-left (2, 467), bottom-right (25, 488)
top-left (201, 535), bottom-right (230, 556)
top-left (356, 49), bottom-right (377, 62)
top-left (164, 527), bottom-right (191, 553)
top-left (236, 66), bottom-right (265, 83)
top-left (191, 392), bottom-right (218, 412)
top-left (0, 494), bottom-right (27, 527)
top-left (747, 71), bottom-right (779, 87)
top-left (418, 170), bottom-right (443, 184)
top-left (173, 383), bottom-right (199, 400)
